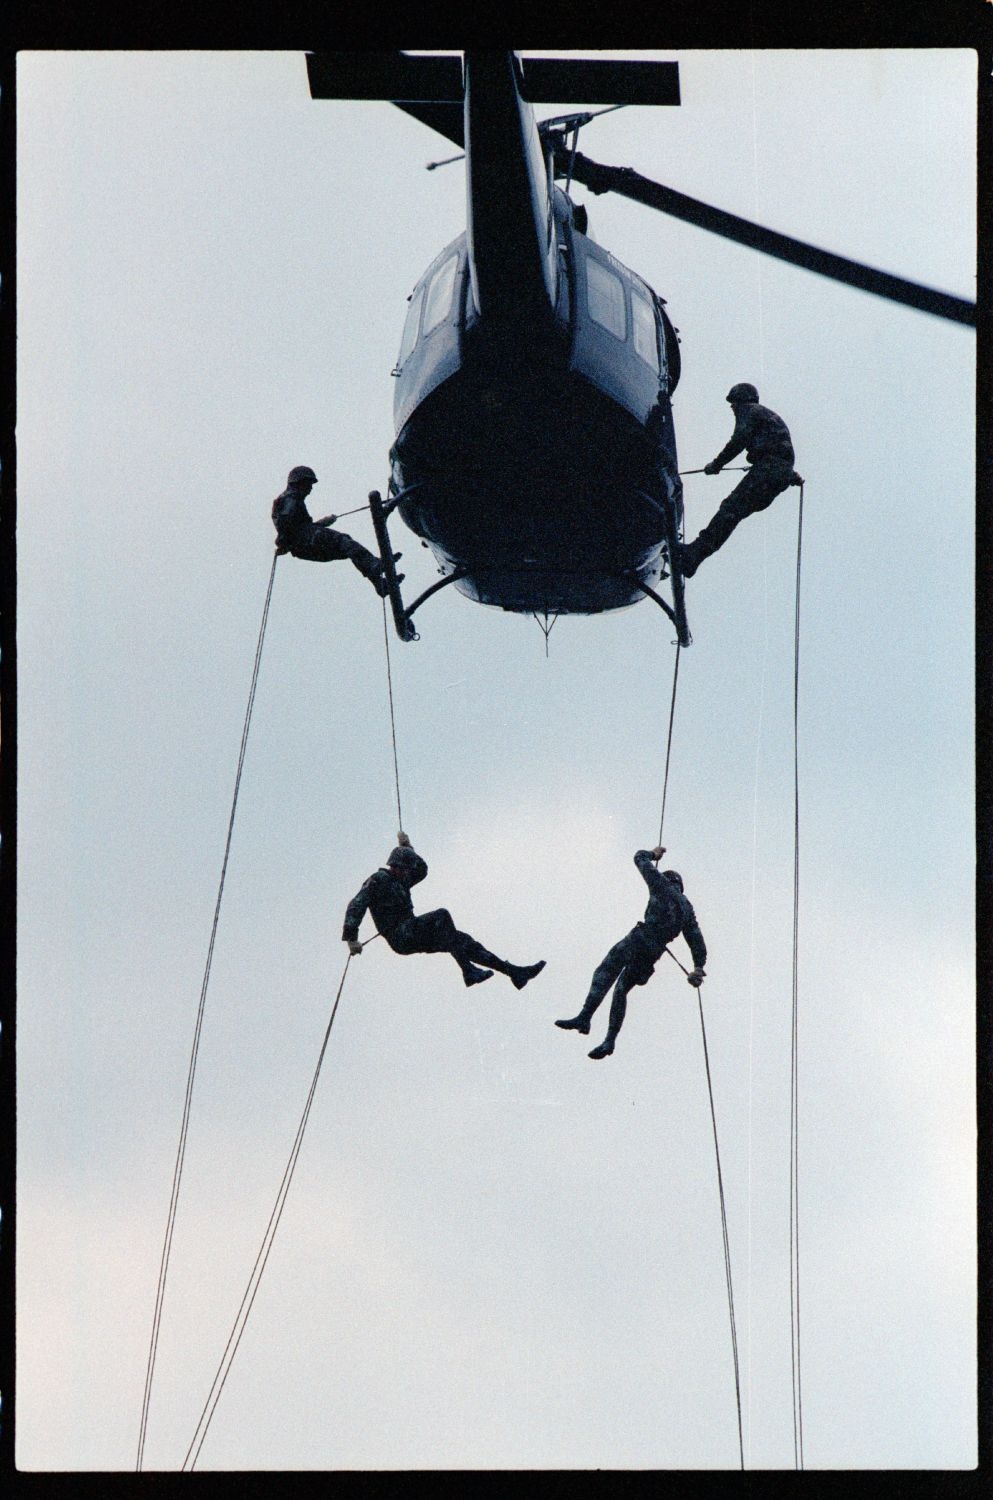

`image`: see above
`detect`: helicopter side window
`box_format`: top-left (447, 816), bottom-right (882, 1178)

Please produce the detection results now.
top-left (631, 288), bottom-right (660, 371)
top-left (397, 284), bottom-right (425, 367)
top-left (422, 255), bottom-right (459, 335)
top-left (586, 258), bottom-right (627, 341)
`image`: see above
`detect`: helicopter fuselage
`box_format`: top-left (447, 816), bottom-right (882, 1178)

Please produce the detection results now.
top-left (390, 198), bottom-right (681, 614)
top-left (386, 51), bottom-right (683, 616)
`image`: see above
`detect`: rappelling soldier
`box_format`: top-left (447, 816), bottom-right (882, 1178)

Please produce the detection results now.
top-left (343, 832), bottom-right (547, 991)
top-left (271, 466), bottom-right (403, 597)
top-left (556, 846), bottom-right (706, 1060)
top-left (675, 384), bottom-right (803, 577)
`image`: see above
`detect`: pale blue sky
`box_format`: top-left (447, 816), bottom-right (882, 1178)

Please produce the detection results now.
top-left (16, 50), bottom-right (976, 1471)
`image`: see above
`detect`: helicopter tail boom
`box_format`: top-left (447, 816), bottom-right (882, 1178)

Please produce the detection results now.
top-left (463, 52), bottom-right (558, 324)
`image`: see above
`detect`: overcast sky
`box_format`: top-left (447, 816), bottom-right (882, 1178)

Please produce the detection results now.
top-left (16, 49), bottom-right (976, 1472)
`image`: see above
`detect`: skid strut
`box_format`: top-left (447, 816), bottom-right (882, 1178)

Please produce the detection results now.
top-left (635, 480), bottom-right (691, 646)
top-left (368, 489), bottom-right (417, 642)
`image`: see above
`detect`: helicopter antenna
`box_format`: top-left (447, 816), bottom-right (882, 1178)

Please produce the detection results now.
top-left (538, 102), bottom-right (627, 136)
top-left (426, 152), bottom-right (465, 171)
top-left (532, 610), bottom-right (561, 657)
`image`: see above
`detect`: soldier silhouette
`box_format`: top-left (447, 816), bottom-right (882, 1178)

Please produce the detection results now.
top-left (271, 466), bottom-right (402, 596)
top-left (556, 846), bottom-right (706, 1059)
top-left (676, 384), bottom-right (802, 577)
top-left (343, 833), bottom-right (546, 991)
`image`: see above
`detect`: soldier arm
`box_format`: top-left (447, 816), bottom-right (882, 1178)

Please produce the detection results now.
top-left (710, 410), bottom-right (750, 470)
top-left (681, 904), bottom-right (707, 970)
top-left (271, 495), bottom-right (292, 551)
top-left (711, 434), bottom-right (745, 469)
top-left (342, 878), bottom-right (373, 942)
top-left (634, 848), bottom-right (668, 895)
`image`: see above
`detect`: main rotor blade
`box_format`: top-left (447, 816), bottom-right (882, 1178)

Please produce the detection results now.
top-left (309, 51), bottom-right (681, 152)
top-left (560, 149), bottom-right (975, 327)
top-left (307, 52), bottom-right (463, 101)
top-left (393, 99), bottom-right (468, 147)
top-left (519, 58), bottom-right (679, 105)
top-left (307, 52), bottom-right (679, 107)
top-left (394, 101), bottom-right (465, 149)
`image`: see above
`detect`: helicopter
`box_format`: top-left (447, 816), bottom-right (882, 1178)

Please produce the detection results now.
top-left (305, 50), bottom-right (976, 645)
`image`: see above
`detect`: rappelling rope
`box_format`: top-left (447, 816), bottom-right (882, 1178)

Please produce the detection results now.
top-left (136, 552), bottom-right (279, 1471)
top-left (789, 481), bottom-right (805, 1467)
top-left (182, 951), bottom-right (356, 1470)
top-left (664, 948), bottom-right (744, 1469)
top-left (651, 502), bottom-right (742, 1458)
top-left (657, 642), bottom-right (681, 844)
top-left (381, 598), bottom-right (404, 830)
top-left (653, 461), bottom-right (724, 838)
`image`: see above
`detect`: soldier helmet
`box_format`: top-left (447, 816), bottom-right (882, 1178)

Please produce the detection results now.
top-left (662, 869), bottom-right (684, 892)
top-left (387, 846), bottom-right (421, 875)
top-left (726, 382), bottom-right (759, 404)
top-left (287, 465), bottom-right (318, 485)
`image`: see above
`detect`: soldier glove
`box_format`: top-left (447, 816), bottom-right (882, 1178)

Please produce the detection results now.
top-left (687, 967), bottom-right (706, 987)
top-left (703, 461), bottom-right (722, 475)
top-left (346, 939), bottom-right (363, 956)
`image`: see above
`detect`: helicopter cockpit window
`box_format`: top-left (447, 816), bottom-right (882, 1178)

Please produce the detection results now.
top-left (586, 258), bottom-right (627, 341)
top-left (631, 288), bottom-right (660, 371)
top-left (398, 284), bottom-right (425, 367)
top-left (422, 255), bottom-right (459, 335)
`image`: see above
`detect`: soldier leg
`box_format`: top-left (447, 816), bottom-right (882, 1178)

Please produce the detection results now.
top-left (679, 463), bottom-right (793, 576)
top-left (556, 935), bottom-right (633, 1034)
top-left (398, 909), bottom-right (544, 990)
top-left (445, 924), bottom-right (545, 990)
top-left (303, 526), bottom-right (383, 577)
top-left (340, 535), bottom-right (389, 582)
top-left (396, 909), bottom-right (495, 985)
top-left (588, 970), bottom-right (636, 1060)
top-left (287, 525), bottom-right (349, 563)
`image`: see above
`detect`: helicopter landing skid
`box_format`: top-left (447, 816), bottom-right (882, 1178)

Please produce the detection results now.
top-left (634, 488), bottom-right (691, 647)
top-left (368, 488), bottom-right (418, 642)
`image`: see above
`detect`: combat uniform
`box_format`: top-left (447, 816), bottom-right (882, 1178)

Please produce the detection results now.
top-left (342, 844), bottom-right (545, 990)
top-left (558, 852), bottom-right (706, 1056)
top-left (679, 400), bottom-right (799, 576)
top-left (272, 484), bottom-right (387, 587)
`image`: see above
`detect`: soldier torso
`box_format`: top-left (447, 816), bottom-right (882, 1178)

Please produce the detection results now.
top-left (741, 403), bottom-right (794, 465)
top-left (364, 868), bottom-right (415, 934)
top-left (271, 487), bottom-right (314, 542)
top-left (640, 881), bottom-right (689, 949)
